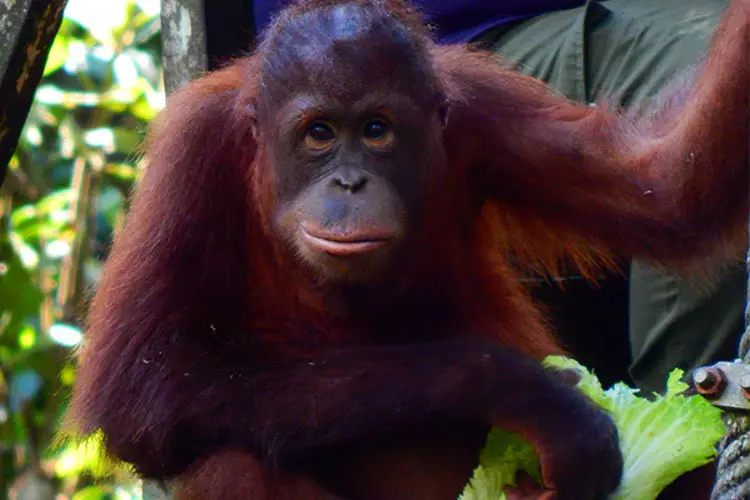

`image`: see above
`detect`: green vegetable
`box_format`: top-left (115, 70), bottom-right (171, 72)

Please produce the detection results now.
top-left (459, 356), bottom-right (725, 500)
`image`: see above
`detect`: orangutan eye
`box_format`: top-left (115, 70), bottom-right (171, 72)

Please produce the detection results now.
top-left (362, 118), bottom-right (395, 150)
top-left (304, 121), bottom-right (336, 150)
top-left (363, 119), bottom-right (389, 139)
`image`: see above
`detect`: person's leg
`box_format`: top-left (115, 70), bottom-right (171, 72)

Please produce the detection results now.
top-left (474, 3), bottom-right (633, 388)
top-left (628, 263), bottom-right (746, 394)
top-left (477, 0), bottom-right (729, 105)
top-left (585, 0), bottom-right (745, 395)
top-left (476, 0), bottom-right (744, 394)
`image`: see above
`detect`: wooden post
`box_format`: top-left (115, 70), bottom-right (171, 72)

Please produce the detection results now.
top-left (0, 0), bottom-right (68, 188)
top-left (161, 0), bottom-right (208, 95)
top-left (142, 7), bottom-right (209, 497)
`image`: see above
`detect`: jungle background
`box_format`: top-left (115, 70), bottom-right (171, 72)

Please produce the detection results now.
top-left (1, 0), bottom-right (162, 497)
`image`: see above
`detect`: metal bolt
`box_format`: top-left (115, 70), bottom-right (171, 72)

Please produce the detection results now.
top-left (693, 367), bottom-right (726, 397)
top-left (740, 374), bottom-right (750, 399)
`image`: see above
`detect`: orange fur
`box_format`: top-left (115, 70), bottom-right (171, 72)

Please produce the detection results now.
top-left (66, 1), bottom-right (748, 499)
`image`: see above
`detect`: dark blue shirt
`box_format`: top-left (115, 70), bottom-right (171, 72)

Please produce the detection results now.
top-left (253, 1), bottom-right (586, 43)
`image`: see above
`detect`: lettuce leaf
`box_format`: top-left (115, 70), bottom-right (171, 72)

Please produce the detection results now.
top-left (459, 356), bottom-right (725, 500)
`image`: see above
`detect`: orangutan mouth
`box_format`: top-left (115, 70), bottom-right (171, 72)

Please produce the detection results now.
top-left (301, 227), bottom-right (394, 256)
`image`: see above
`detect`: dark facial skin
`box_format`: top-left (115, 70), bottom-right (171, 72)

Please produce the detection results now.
top-left (256, 4), bottom-right (448, 283)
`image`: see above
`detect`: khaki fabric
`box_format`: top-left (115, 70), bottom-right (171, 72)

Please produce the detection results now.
top-left (476, 0), bottom-right (745, 394)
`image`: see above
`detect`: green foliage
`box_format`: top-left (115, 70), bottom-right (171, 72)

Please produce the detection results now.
top-left (460, 358), bottom-right (725, 500)
top-left (1, 0), bottom-right (163, 497)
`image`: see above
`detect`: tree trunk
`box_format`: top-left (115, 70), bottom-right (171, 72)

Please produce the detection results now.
top-left (0, 0), bottom-right (68, 188)
top-left (143, 7), bottom-right (209, 498)
top-left (161, 0), bottom-right (207, 95)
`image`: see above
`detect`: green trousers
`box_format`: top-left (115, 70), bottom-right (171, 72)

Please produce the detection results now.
top-left (476, 0), bottom-right (746, 394)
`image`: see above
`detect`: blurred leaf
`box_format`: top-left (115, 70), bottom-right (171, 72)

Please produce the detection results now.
top-left (130, 96), bottom-right (159, 121)
top-left (0, 405), bottom-right (10, 426)
top-left (132, 16), bottom-right (160, 46)
top-left (11, 191), bottom-right (74, 247)
top-left (60, 365), bottom-right (76, 386)
top-left (9, 369), bottom-right (43, 412)
top-left (72, 485), bottom-right (114, 500)
top-left (0, 237), bottom-right (44, 340)
top-left (121, 48), bottom-right (160, 85)
top-left (10, 346), bottom-right (69, 394)
top-left (135, 0), bottom-right (160, 16)
top-left (96, 185), bottom-right (127, 228)
top-left (9, 470), bottom-right (56, 500)
top-left (43, 37), bottom-right (70, 77)
top-left (24, 125), bottom-right (43, 147)
top-left (9, 233), bottom-right (40, 269)
top-left (85, 127), bottom-right (143, 154)
top-left (54, 431), bottom-right (134, 482)
top-left (49, 324), bottom-right (83, 348)
top-left (9, 206), bottom-right (38, 230)
top-left (62, 39), bottom-right (90, 75)
top-left (114, 54), bottom-right (139, 89)
top-left (45, 239), bottom-right (72, 259)
top-left (103, 164), bottom-right (138, 183)
top-left (36, 190), bottom-right (73, 216)
top-left (3, 0), bottom-right (162, 493)
top-left (18, 325), bottom-right (36, 350)
top-left (64, 0), bottom-right (131, 46)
